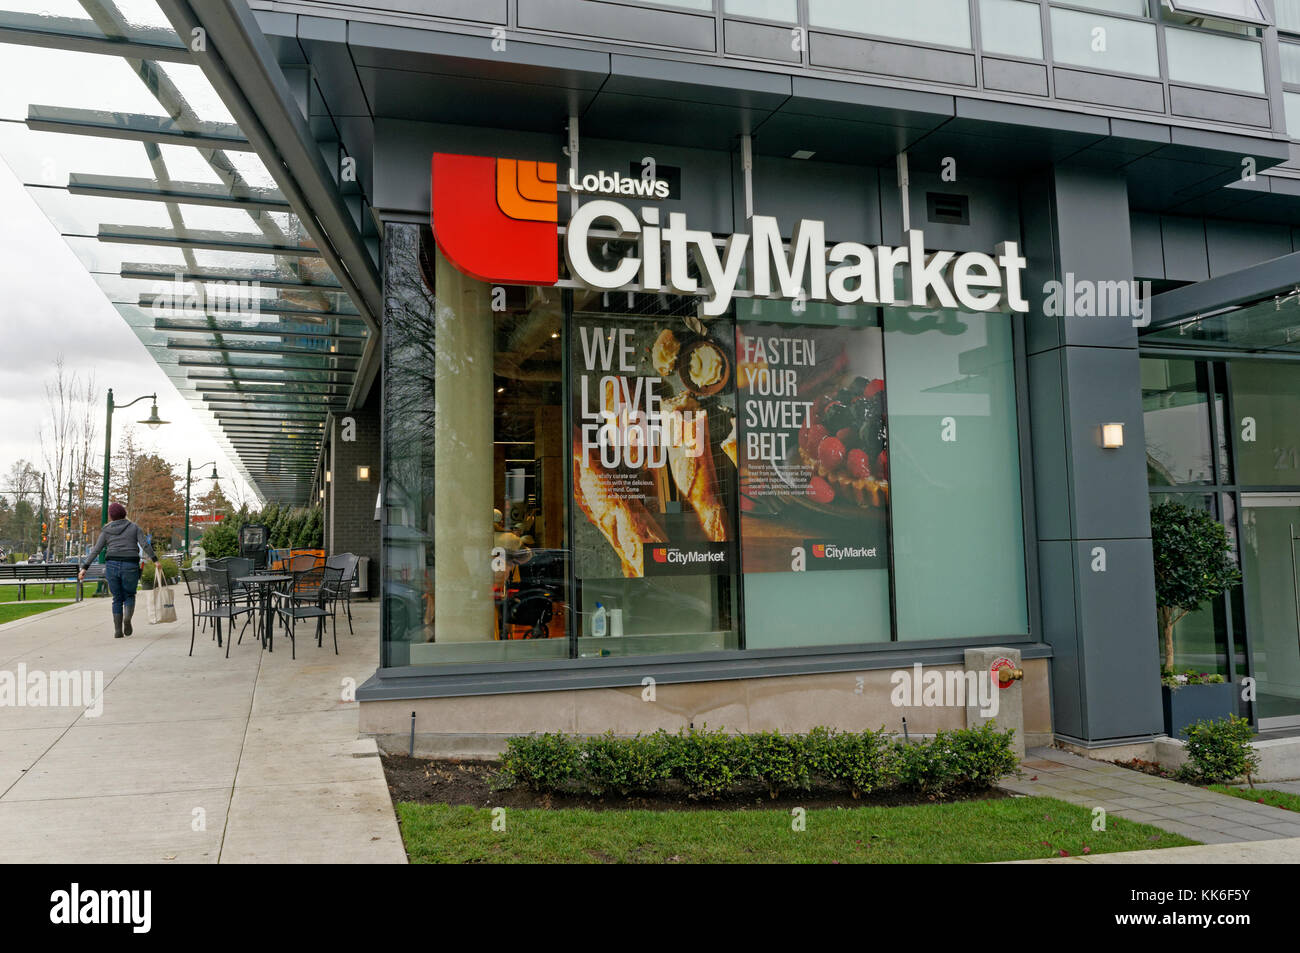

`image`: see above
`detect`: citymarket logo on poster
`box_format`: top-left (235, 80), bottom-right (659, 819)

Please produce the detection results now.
top-left (430, 152), bottom-right (1031, 316)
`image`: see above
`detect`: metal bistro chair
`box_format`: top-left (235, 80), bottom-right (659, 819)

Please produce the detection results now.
top-left (271, 565), bottom-right (342, 658)
top-left (183, 566), bottom-right (255, 658)
top-left (325, 553), bottom-right (359, 635)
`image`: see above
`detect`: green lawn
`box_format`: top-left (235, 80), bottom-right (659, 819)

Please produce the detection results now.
top-left (0, 601), bottom-right (71, 625)
top-left (1209, 784), bottom-right (1300, 813)
top-left (395, 796), bottom-right (1196, 864)
top-left (0, 583), bottom-right (79, 603)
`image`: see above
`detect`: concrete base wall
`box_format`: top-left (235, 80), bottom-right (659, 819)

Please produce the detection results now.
top-left (361, 658), bottom-right (1053, 759)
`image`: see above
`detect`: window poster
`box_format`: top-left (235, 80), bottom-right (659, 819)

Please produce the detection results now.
top-left (735, 318), bottom-right (891, 573)
top-left (569, 311), bottom-right (738, 579)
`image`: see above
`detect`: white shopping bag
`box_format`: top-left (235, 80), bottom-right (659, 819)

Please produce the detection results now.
top-left (150, 580), bottom-right (178, 624)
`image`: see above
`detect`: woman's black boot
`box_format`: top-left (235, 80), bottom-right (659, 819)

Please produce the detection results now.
top-left (123, 605), bottom-right (135, 636)
top-left (113, 614), bottom-right (124, 639)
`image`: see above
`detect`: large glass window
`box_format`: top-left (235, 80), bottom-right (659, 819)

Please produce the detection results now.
top-left (383, 224), bottom-right (571, 665)
top-left (724, 0), bottom-right (797, 20)
top-left (1141, 358), bottom-right (1215, 485)
top-left (737, 299), bottom-right (893, 648)
top-left (980, 0), bottom-right (1046, 59)
top-left (1230, 360), bottom-right (1300, 486)
top-left (1281, 0), bottom-right (1300, 33)
top-left (883, 306), bottom-right (1028, 640)
top-left (1049, 6), bottom-right (1160, 76)
top-left (1164, 27), bottom-right (1264, 93)
top-left (808, 0), bottom-right (974, 48)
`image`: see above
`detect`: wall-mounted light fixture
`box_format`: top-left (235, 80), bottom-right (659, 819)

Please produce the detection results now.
top-left (1101, 423), bottom-right (1125, 449)
top-left (357, 465), bottom-right (371, 482)
top-left (325, 470), bottom-right (332, 483)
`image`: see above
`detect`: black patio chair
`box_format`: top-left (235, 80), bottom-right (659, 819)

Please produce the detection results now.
top-left (270, 565), bottom-right (341, 658)
top-left (325, 553), bottom-right (359, 634)
top-left (186, 566), bottom-right (256, 658)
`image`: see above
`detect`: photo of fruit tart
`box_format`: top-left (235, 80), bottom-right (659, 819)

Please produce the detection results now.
top-left (796, 376), bottom-right (890, 510)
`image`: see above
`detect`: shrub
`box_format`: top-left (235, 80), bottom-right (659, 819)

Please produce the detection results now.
top-left (198, 520), bottom-right (239, 560)
top-left (139, 558), bottom-right (179, 590)
top-left (806, 726), bottom-right (894, 798)
top-left (497, 733), bottom-right (582, 792)
top-left (667, 726), bottom-right (737, 800)
top-left (947, 722), bottom-right (1020, 789)
top-left (740, 731), bottom-right (810, 799)
top-left (581, 731), bottom-right (671, 796)
top-left (894, 732), bottom-right (965, 797)
top-left (1178, 715), bottom-right (1259, 785)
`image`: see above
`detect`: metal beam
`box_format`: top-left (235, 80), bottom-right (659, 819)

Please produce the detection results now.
top-left (122, 264), bottom-right (342, 292)
top-left (27, 104), bottom-right (252, 151)
top-left (99, 223), bottom-right (321, 257)
top-left (1147, 249), bottom-right (1300, 332)
top-left (69, 173), bottom-right (289, 212)
top-left (0, 11), bottom-right (190, 63)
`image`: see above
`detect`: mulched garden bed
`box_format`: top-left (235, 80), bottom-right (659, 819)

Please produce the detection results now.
top-left (381, 755), bottom-right (1009, 811)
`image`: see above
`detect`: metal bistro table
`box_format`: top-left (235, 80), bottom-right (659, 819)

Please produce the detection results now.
top-left (235, 573), bottom-right (294, 652)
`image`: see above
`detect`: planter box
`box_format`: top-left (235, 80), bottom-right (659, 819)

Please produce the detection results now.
top-left (1162, 682), bottom-right (1236, 738)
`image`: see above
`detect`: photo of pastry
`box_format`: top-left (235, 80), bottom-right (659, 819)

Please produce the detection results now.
top-left (570, 309), bottom-right (738, 579)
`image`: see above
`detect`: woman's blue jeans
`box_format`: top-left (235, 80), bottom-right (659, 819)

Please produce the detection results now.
top-left (105, 561), bottom-right (142, 615)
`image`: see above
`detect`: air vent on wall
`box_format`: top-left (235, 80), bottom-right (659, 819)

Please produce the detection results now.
top-left (927, 192), bottom-right (970, 226)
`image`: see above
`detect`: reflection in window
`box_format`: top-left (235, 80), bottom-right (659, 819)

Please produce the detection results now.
top-left (1281, 0), bottom-right (1300, 33)
top-left (1281, 43), bottom-right (1300, 84)
top-left (883, 306), bottom-right (1028, 640)
top-left (1141, 358), bottom-right (1214, 485)
top-left (1049, 7), bottom-right (1160, 76)
top-left (808, 0), bottom-right (973, 48)
top-left (980, 0), bottom-right (1045, 59)
top-left (1150, 492), bottom-right (1230, 677)
top-left (1230, 360), bottom-right (1300, 487)
top-left (1285, 91), bottom-right (1300, 139)
top-left (382, 224), bottom-right (570, 665)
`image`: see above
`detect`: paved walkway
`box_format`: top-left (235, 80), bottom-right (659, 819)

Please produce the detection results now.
top-left (1003, 746), bottom-right (1300, 845)
top-left (0, 596), bottom-right (405, 863)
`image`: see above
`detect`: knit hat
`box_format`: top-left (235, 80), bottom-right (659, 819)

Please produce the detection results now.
top-left (108, 502), bottom-right (126, 521)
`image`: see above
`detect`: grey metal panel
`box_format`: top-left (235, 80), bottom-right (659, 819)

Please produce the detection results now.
top-left (605, 52), bottom-right (791, 106)
top-left (787, 76), bottom-right (954, 126)
top-left (1020, 174), bottom-right (1062, 356)
top-left (749, 110), bottom-right (931, 166)
top-left (738, 156), bottom-right (880, 244)
top-left (1205, 218), bottom-right (1293, 275)
top-left (981, 57), bottom-right (1049, 97)
top-left (1148, 246), bottom-right (1300, 327)
top-left (369, 118), bottom-right (561, 217)
top-left (1075, 536), bottom-right (1163, 740)
top-left (1062, 346), bottom-right (1151, 540)
top-left (1052, 167), bottom-right (1139, 349)
top-left (879, 170), bottom-right (1020, 251)
top-left (1160, 215), bottom-right (1209, 282)
top-left (1130, 211), bottom-right (1164, 280)
top-left (724, 18), bottom-right (801, 64)
top-left (346, 20), bottom-right (610, 87)
top-left (1169, 85), bottom-right (1271, 128)
top-left (1036, 539), bottom-right (1082, 738)
top-left (809, 32), bottom-right (977, 87)
top-left (581, 92), bottom-right (776, 150)
top-left (581, 137), bottom-right (734, 235)
top-left (1052, 67), bottom-right (1166, 113)
top-left (1028, 348), bottom-right (1073, 543)
top-left (357, 65), bottom-right (599, 127)
top-left (517, 0), bottom-right (715, 51)
top-left (351, 0), bottom-right (506, 21)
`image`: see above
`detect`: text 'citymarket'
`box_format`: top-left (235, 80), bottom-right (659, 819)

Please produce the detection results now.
top-left (564, 199), bottom-right (1031, 317)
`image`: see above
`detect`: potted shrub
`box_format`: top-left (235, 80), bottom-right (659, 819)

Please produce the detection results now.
top-left (1150, 500), bottom-right (1240, 737)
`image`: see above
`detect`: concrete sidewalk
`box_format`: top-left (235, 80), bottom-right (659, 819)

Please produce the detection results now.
top-left (0, 596), bottom-right (405, 863)
top-left (1003, 746), bottom-right (1300, 847)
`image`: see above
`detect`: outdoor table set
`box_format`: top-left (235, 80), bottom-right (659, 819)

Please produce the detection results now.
top-left (180, 555), bottom-right (354, 660)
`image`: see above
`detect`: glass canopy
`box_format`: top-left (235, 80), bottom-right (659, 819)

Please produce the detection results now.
top-left (1142, 295), bottom-right (1300, 354)
top-left (0, 0), bottom-right (372, 503)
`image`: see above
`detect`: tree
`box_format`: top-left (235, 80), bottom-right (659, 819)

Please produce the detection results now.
top-left (1151, 500), bottom-right (1241, 672)
top-left (196, 481), bottom-right (232, 521)
top-left (114, 449), bottom-right (183, 547)
top-left (198, 519), bottom-right (239, 559)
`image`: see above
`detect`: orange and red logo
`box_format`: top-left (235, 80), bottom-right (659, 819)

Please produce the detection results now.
top-left (430, 152), bottom-right (558, 286)
top-left (812, 544), bottom-right (826, 558)
top-left (652, 548), bottom-right (668, 564)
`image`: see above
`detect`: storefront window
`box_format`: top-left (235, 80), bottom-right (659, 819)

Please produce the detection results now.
top-left (382, 224), bottom-right (570, 665)
top-left (738, 299), bottom-right (893, 648)
top-left (1141, 358), bottom-right (1214, 485)
top-left (1150, 492), bottom-right (1231, 677)
top-left (883, 305), bottom-right (1028, 640)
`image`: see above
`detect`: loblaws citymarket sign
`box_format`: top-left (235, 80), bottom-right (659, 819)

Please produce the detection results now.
top-left (431, 152), bottom-right (1030, 317)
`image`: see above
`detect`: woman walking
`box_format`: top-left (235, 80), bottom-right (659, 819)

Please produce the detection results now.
top-left (78, 502), bottom-right (160, 638)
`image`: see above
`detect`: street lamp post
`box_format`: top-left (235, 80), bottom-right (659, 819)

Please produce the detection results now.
top-left (98, 387), bottom-right (170, 564)
top-left (67, 479), bottom-right (74, 560)
top-left (184, 459), bottom-right (219, 556)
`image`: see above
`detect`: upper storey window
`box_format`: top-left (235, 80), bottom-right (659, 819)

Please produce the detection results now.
top-left (808, 0), bottom-right (974, 49)
top-left (1162, 0), bottom-right (1269, 24)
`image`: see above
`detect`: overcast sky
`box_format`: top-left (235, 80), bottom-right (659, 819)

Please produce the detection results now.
top-left (0, 159), bottom-right (256, 507)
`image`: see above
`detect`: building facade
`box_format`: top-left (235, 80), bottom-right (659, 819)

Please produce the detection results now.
top-left (6, 0), bottom-right (1300, 754)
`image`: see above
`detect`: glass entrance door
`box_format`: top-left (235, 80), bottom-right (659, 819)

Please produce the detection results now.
top-left (1241, 494), bottom-right (1300, 727)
